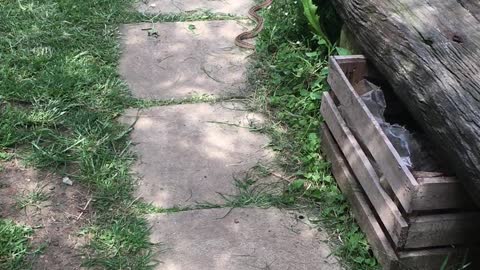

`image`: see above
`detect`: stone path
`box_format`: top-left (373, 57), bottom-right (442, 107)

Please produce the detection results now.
top-left (120, 1), bottom-right (342, 269)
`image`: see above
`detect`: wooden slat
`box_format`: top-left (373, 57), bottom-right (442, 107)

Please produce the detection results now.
top-left (320, 92), bottom-right (409, 247)
top-left (412, 171), bottom-right (446, 178)
top-left (328, 55), bottom-right (417, 213)
top-left (333, 55), bottom-right (368, 88)
top-left (414, 176), bottom-right (474, 210)
top-left (398, 248), bottom-right (472, 270)
top-left (406, 213), bottom-right (480, 249)
top-left (320, 124), bottom-right (398, 269)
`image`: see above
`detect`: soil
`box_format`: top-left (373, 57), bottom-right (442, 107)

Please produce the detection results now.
top-left (0, 159), bottom-right (91, 270)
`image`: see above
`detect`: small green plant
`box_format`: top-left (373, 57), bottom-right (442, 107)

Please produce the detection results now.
top-left (15, 189), bottom-right (50, 210)
top-left (0, 220), bottom-right (32, 270)
top-left (301, 0), bottom-right (333, 50)
top-left (0, 152), bottom-right (13, 161)
top-left (300, 0), bottom-right (351, 56)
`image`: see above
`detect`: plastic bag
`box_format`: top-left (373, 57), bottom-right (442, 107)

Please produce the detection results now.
top-left (359, 80), bottom-right (438, 171)
top-left (359, 81), bottom-right (387, 122)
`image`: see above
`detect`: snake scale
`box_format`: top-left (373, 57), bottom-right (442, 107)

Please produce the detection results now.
top-left (235, 0), bottom-right (273, 50)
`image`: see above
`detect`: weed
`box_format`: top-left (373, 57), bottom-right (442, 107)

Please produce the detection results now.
top-left (222, 176), bottom-right (295, 209)
top-left (301, 0), bottom-right (333, 50)
top-left (0, 220), bottom-right (33, 270)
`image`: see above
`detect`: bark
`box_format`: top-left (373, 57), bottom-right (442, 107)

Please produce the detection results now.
top-left (331, 0), bottom-right (480, 205)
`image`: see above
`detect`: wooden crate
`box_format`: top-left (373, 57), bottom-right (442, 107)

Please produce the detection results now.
top-left (320, 124), bottom-right (471, 270)
top-left (320, 55), bottom-right (480, 269)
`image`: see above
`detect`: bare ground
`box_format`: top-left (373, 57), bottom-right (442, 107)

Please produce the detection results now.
top-left (0, 159), bottom-right (91, 270)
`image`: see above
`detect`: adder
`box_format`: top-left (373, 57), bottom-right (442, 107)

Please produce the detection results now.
top-left (235, 0), bottom-right (273, 50)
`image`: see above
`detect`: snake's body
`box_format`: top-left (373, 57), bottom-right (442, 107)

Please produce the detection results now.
top-left (235, 0), bottom-right (273, 50)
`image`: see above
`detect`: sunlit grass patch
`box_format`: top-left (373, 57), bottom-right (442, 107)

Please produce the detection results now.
top-left (0, 0), bottom-right (153, 268)
top-left (0, 220), bottom-right (33, 270)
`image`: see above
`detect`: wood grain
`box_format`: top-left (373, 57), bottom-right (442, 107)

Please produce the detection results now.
top-left (406, 212), bottom-right (480, 249)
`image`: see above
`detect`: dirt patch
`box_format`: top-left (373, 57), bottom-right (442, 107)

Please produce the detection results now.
top-left (0, 159), bottom-right (91, 270)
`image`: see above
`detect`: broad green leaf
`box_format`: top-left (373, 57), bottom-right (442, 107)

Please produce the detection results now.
top-left (336, 47), bottom-right (351, 56)
top-left (301, 0), bottom-right (332, 49)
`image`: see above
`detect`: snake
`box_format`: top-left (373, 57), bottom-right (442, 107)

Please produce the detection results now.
top-left (235, 0), bottom-right (273, 50)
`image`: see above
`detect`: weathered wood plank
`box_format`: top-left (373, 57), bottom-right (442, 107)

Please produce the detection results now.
top-left (414, 176), bottom-right (474, 210)
top-left (320, 92), bottom-right (409, 247)
top-left (320, 123), bottom-right (399, 269)
top-left (412, 171), bottom-right (446, 178)
top-left (332, 55), bottom-right (368, 89)
top-left (331, 0), bottom-right (480, 207)
top-left (328, 56), bottom-right (417, 213)
top-left (398, 248), bottom-right (472, 270)
top-left (406, 213), bottom-right (480, 249)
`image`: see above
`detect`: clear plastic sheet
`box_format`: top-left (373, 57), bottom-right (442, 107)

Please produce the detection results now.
top-left (359, 80), bottom-right (438, 171)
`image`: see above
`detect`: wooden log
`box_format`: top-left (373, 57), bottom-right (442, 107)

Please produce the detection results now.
top-left (331, 0), bottom-right (480, 206)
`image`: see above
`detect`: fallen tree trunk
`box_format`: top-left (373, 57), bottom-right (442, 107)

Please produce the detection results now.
top-left (330, 0), bottom-right (480, 205)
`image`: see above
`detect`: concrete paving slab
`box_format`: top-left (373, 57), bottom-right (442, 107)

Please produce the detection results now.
top-left (136, 0), bottom-right (255, 16)
top-left (119, 103), bottom-right (273, 208)
top-left (148, 207), bottom-right (342, 270)
top-left (119, 21), bottom-right (252, 100)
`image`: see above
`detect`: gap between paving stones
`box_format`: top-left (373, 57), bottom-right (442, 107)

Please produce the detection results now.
top-left (128, 95), bottom-right (249, 109)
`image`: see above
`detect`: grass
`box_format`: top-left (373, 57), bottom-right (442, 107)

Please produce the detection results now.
top-left (0, 0), bottom-right (252, 267)
top-left (0, 0), bottom-right (206, 268)
top-left (0, 0), bottom-right (255, 267)
top-left (0, 220), bottom-right (33, 270)
top-left (247, 0), bottom-right (379, 269)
